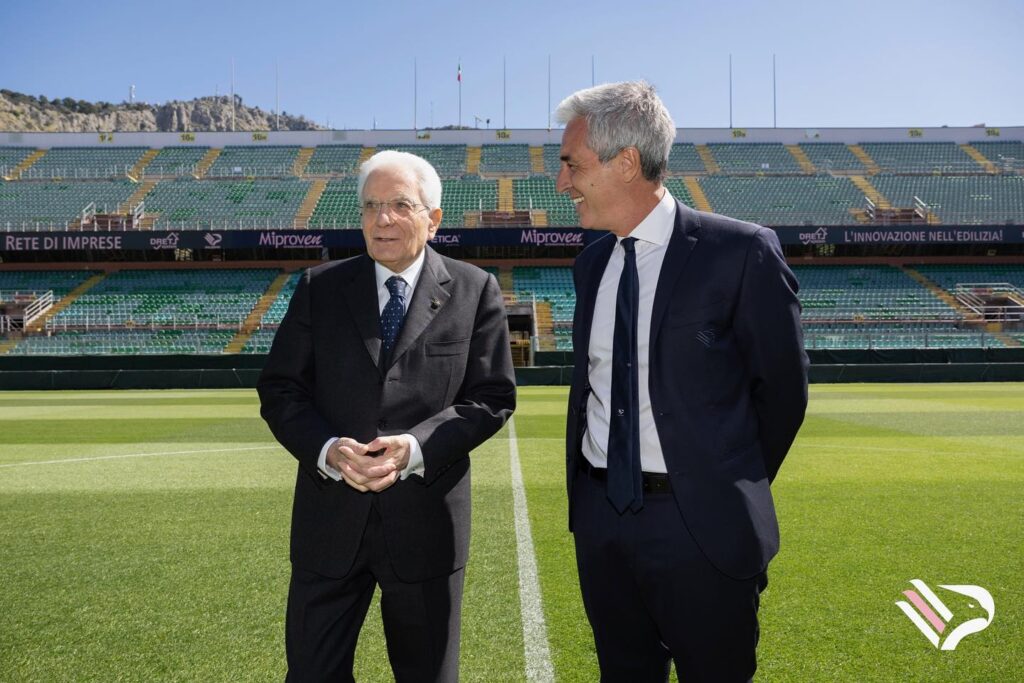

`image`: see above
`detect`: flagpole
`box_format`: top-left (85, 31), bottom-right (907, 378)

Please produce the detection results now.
top-left (458, 58), bottom-right (462, 128)
top-left (547, 54), bottom-right (551, 130)
top-left (414, 58), bottom-right (418, 131)
top-left (503, 55), bottom-right (507, 130)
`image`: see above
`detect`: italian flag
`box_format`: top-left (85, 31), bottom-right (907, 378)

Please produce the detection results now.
top-left (457, 63), bottom-right (462, 83)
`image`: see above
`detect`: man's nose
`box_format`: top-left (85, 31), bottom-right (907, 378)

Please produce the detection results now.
top-left (375, 207), bottom-right (393, 226)
top-left (555, 165), bottom-right (571, 195)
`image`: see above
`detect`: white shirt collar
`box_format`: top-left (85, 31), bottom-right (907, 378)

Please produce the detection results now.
top-left (617, 189), bottom-right (676, 247)
top-left (374, 249), bottom-right (426, 293)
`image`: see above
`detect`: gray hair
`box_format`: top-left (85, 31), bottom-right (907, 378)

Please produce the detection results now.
top-left (357, 150), bottom-right (442, 209)
top-left (555, 81), bottom-right (675, 182)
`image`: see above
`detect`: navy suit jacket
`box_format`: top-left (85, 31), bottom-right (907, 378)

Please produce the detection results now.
top-left (259, 247), bottom-right (516, 581)
top-left (566, 201), bottom-right (809, 579)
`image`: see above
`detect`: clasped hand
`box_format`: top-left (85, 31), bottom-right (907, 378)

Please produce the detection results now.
top-left (326, 435), bottom-right (411, 493)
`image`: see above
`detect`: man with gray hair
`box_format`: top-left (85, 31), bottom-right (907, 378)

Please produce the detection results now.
top-left (259, 150), bottom-right (515, 681)
top-left (559, 81), bottom-right (808, 680)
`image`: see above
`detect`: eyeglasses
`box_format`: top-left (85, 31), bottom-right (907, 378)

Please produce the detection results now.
top-left (360, 199), bottom-right (430, 220)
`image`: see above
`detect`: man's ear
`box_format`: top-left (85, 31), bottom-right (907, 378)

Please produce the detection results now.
top-left (616, 146), bottom-right (642, 183)
top-left (427, 208), bottom-right (443, 235)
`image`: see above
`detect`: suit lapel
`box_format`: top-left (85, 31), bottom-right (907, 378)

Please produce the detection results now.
top-left (575, 234), bottom-right (616, 362)
top-left (342, 254), bottom-right (384, 370)
top-left (650, 201), bottom-right (701, 345)
top-left (387, 247), bottom-right (451, 368)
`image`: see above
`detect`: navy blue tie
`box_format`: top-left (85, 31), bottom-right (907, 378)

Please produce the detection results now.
top-left (380, 276), bottom-right (407, 356)
top-left (607, 237), bottom-right (642, 514)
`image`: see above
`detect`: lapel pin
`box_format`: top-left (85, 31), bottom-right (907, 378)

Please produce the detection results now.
top-left (430, 298), bottom-right (441, 310)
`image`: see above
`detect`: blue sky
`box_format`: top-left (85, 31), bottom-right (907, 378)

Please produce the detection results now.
top-left (1, 0), bottom-right (1021, 130)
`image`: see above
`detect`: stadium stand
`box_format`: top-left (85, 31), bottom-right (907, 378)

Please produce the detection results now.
top-left (376, 145), bottom-right (467, 177)
top-left (512, 266), bottom-right (573, 350)
top-left (143, 178), bottom-right (311, 229)
top-left (309, 178), bottom-right (361, 228)
top-left (792, 265), bottom-right (959, 321)
top-left (440, 177), bottom-right (497, 226)
top-left (205, 146), bottom-right (301, 178)
top-left (0, 180), bottom-right (136, 229)
top-left (23, 147), bottom-right (148, 179)
top-left (870, 175), bottom-right (1024, 224)
top-left (480, 144), bottom-right (531, 174)
top-left (0, 147), bottom-right (35, 176)
top-left (304, 145), bottom-right (363, 176)
top-left (698, 176), bottom-right (864, 225)
top-left (143, 146), bottom-right (211, 177)
top-left (666, 143), bottom-right (707, 174)
top-left (48, 269), bottom-right (279, 329)
top-left (971, 141), bottom-right (1024, 172)
top-left (802, 323), bottom-right (1001, 349)
top-left (706, 143), bottom-right (803, 174)
top-left (0, 270), bottom-right (97, 301)
top-left (858, 143), bottom-right (979, 174)
top-left (513, 176), bottom-right (575, 226)
top-left (798, 143), bottom-right (867, 173)
top-left (10, 329), bottom-right (236, 355)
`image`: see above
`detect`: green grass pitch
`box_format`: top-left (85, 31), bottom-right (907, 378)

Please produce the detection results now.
top-left (1, 385), bottom-right (1021, 681)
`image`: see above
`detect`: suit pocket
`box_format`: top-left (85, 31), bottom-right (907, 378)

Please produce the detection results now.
top-left (426, 338), bottom-right (471, 356)
top-left (664, 298), bottom-right (730, 328)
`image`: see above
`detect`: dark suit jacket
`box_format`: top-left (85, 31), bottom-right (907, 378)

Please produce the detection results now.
top-left (566, 201), bottom-right (809, 580)
top-left (258, 247), bottom-right (515, 582)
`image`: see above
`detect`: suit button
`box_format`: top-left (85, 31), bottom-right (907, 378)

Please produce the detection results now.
top-left (377, 419), bottom-right (387, 429)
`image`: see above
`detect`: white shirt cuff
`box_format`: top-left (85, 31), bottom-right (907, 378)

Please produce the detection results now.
top-left (400, 434), bottom-right (424, 480)
top-left (317, 437), bottom-right (341, 481)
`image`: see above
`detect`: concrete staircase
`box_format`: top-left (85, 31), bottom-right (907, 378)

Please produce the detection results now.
top-left (848, 145), bottom-right (880, 174)
top-left (695, 145), bottom-right (720, 174)
top-left (902, 267), bottom-right (977, 319)
top-left (530, 210), bottom-right (549, 227)
top-left (118, 180), bottom-right (157, 213)
top-left (359, 147), bottom-right (375, 165)
top-left (497, 178), bottom-right (514, 212)
top-left (786, 144), bottom-right (817, 173)
top-left (4, 149), bottom-right (45, 180)
top-left (128, 149), bottom-right (160, 180)
top-left (683, 176), bottom-right (713, 212)
top-left (533, 301), bottom-right (557, 351)
top-left (497, 267), bottom-right (514, 293)
top-left (293, 147), bottom-right (315, 176)
top-left (0, 338), bottom-right (19, 355)
top-left (466, 147), bottom-right (482, 174)
top-left (225, 271), bottom-right (293, 352)
top-left (193, 148), bottom-right (221, 178)
top-left (960, 144), bottom-right (997, 174)
top-left (850, 175), bottom-right (891, 209)
top-left (529, 146), bottom-right (546, 174)
top-left (294, 179), bottom-right (328, 228)
top-left (26, 272), bottom-right (108, 333)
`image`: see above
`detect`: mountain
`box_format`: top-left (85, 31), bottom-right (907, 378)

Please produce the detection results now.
top-left (0, 90), bottom-right (322, 132)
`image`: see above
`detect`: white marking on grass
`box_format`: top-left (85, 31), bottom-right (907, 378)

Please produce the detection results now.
top-left (0, 445), bottom-right (280, 468)
top-left (508, 417), bottom-right (555, 682)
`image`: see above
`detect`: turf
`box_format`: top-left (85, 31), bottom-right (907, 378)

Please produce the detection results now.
top-left (1, 385), bottom-right (1021, 681)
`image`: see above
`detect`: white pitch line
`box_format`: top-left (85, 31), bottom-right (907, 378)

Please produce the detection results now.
top-left (508, 416), bottom-right (555, 683)
top-left (0, 445), bottom-right (280, 469)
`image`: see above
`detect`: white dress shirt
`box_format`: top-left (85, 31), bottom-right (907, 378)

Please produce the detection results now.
top-left (317, 250), bottom-right (427, 481)
top-left (583, 189), bottom-right (676, 473)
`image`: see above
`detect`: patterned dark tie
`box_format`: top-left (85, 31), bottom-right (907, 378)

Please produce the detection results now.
top-left (380, 276), bottom-right (407, 356)
top-left (607, 237), bottom-right (642, 514)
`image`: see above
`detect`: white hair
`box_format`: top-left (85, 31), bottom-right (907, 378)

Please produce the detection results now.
top-left (555, 81), bottom-right (676, 182)
top-left (357, 150), bottom-right (442, 210)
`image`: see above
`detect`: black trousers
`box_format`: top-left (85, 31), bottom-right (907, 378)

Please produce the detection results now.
top-left (572, 469), bottom-right (765, 683)
top-left (285, 506), bottom-right (464, 683)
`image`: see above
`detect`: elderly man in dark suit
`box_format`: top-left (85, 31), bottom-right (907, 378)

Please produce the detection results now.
top-left (558, 82), bottom-right (809, 681)
top-left (258, 150), bottom-right (515, 682)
